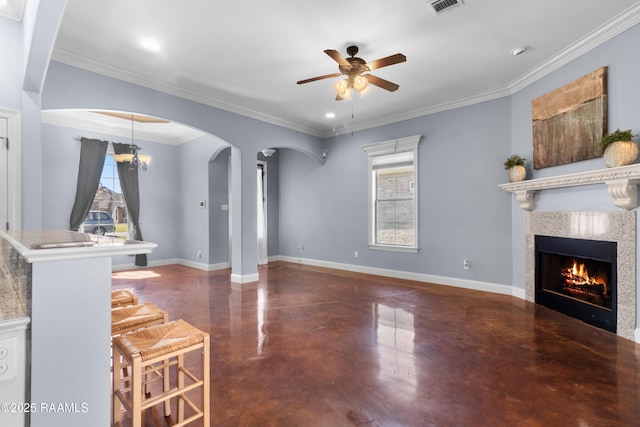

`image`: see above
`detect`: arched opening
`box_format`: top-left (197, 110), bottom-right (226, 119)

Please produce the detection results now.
top-left (41, 108), bottom-right (233, 270)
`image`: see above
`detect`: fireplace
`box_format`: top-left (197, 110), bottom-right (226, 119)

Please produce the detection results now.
top-left (535, 235), bottom-right (617, 333)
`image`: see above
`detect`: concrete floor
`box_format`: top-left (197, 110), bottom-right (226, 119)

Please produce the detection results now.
top-left (111, 262), bottom-right (640, 426)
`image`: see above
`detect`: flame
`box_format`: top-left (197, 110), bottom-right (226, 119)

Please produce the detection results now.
top-left (560, 260), bottom-right (607, 296)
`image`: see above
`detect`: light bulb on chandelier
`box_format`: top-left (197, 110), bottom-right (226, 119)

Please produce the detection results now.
top-left (333, 79), bottom-right (351, 100)
top-left (333, 75), bottom-right (370, 100)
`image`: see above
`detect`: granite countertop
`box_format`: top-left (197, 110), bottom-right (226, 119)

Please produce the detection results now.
top-left (0, 258), bottom-right (29, 321)
top-left (0, 274), bottom-right (28, 320)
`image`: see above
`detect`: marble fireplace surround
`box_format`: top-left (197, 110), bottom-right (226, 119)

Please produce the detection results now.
top-left (526, 211), bottom-right (636, 340)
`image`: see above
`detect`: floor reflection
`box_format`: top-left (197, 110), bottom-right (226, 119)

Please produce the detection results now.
top-left (257, 286), bottom-right (267, 355)
top-left (373, 303), bottom-right (417, 399)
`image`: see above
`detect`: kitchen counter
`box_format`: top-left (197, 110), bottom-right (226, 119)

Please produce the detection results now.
top-left (0, 229), bottom-right (156, 427)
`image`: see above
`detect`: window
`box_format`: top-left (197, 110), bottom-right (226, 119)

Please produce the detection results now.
top-left (86, 152), bottom-right (128, 238)
top-left (362, 135), bottom-right (421, 253)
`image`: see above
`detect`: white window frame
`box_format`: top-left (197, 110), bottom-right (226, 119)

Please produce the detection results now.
top-left (362, 135), bottom-right (421, 253)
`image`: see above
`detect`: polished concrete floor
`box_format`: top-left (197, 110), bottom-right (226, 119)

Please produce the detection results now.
top-left (111, 262), bottom-right (640, 426)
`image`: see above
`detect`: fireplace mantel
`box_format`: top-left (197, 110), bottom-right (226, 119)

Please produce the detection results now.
top-left (499, 164), bottom-right (640, 211)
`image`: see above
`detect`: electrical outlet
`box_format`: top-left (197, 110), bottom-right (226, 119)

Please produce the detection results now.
top-left (463, 259), bottom-right (470, 270)
top-left (0, 337), bottom-right (16, 383)
top-left (298, 245), bottom-right (304, 252)
top-left (197, 250), bottom-right (202, 259)
top-left (354, 250), bottom-right (359, 258)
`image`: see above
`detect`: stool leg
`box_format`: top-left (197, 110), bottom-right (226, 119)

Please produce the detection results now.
top-left (203, 335), bottom-right (210, 426)
top-left (177, 353), bottom-right (185, 422)
top-left (163, 359), bottom-right (171, 416)
top-left (112, 346), bottom-right (123, 426)
top-left (132, 356), bottom-right (142, 427)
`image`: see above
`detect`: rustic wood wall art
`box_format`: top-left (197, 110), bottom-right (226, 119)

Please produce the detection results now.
top-left (531, 67), bottom-right (607, 169)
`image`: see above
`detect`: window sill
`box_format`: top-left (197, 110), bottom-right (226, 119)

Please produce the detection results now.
top-left (368, 244), bottom-right (419, 254)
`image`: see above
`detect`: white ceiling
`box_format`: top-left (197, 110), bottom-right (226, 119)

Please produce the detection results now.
top-left (48, 0), bottom-right (640, 139)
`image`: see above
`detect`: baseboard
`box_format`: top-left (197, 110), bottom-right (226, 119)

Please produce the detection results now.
top-left (279, 255), bottom-right (514, 296)
top-left (113, 258), bottom-right (229, 272)
top-left (112, 258), bottom-right (179, 272)
top-left (230, 272), bottom-right (260, 285)
top-left (114, 255), bottom-right (519, 299)
top-left (178, 259), bottom-right (230, 271)
top-left (511, 286), bottom-right (526, 300)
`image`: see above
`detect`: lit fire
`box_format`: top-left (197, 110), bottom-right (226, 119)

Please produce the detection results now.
top-left (560, 260), bottom-right (608, 297)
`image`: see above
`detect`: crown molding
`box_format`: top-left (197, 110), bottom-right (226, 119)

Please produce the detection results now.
top-left (322, 86), bottom-right (511, 138)
top-left (508, 3), bottom-right (640, 94)
top-left (50, 4), bottom-right (640, 139)
top-left (50, 49), bottom-right (326, 138)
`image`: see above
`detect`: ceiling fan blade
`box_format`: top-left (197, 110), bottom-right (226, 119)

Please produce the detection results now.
top-left (297, 73), bottom-right (342, 85)
top-left (366, 53), bottom-right (406, 71)
top-left (365, 74), bottom-right (400, 92)
top-left (324, 49), bottom-right (351, 67)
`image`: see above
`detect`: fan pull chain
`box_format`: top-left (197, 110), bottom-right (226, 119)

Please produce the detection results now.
top-left (351, 100), bottom-right (355, 136)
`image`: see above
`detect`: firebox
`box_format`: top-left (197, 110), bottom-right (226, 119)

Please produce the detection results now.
top-left (535, 235), bottom-right (617, 333)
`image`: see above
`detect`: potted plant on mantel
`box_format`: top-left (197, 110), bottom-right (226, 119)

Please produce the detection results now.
top-left (504, 154), bottom-right (526, 182)
top-left (600, 129), bottom-right (639, 168)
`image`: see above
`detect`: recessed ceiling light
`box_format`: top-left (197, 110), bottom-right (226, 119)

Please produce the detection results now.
top-left (140, 38), bottom-right (161, 53)
top-left (325, 112), bottom-right (336, 119)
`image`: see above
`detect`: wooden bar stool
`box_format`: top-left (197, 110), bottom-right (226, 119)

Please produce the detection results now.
top-left (111, 289), bottom-right (139, 308)
top-left (112, 319), bottom-right (210, 427)
top-left (112, 302), bottom-right (168, 336)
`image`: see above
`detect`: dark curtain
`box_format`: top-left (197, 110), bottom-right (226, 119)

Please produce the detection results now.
top-left (69, 138), bottom-right (109, 231)
top-left (112, 142), bottom-right (147, 267)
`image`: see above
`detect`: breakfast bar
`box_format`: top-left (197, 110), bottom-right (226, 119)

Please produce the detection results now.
top-left (0, 230), bottom-right (156, 427)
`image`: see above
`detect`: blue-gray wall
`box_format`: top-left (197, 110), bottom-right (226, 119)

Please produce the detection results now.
top-left (279, 98), bottom-right (513, 287)
top-left (209, 148), bottom-right (231, 265)
top-left (0, 17), bottom-right (22, 109)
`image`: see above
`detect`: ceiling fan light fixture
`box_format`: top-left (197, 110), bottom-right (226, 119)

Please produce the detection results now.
top-left (353, 75), bottom-right (369, 93)
top-left (333, 79), bottom-right (351, 99)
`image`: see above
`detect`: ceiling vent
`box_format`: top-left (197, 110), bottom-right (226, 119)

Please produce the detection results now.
top-left (429, 0), bottom-right (464, 14)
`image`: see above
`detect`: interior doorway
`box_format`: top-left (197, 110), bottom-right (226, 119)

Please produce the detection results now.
top-left (257, 161), bottom-right (268, 265)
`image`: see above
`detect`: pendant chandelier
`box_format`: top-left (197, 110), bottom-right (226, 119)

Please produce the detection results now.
top-left (112, 114), bottom-right (151, 171)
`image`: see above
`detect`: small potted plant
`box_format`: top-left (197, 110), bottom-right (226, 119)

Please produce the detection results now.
top-left (600, 129), bottom-right (638, 168)
top-left (504, 154), bottom-right (526, 182)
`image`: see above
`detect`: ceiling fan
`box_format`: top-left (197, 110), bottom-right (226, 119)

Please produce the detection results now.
top-left (297, 45), bottom-right (406, 100)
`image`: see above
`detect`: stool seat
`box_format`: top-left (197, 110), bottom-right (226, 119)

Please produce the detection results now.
top-left (114, 319), bottom-right (206, 361)
top-left (112, 303), bottom-right (168, 336)
top-left (111, 289), bottom-right (138, 308)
